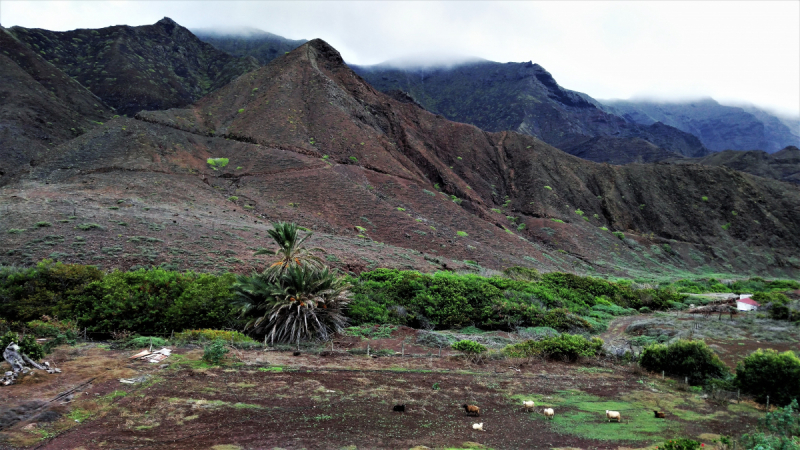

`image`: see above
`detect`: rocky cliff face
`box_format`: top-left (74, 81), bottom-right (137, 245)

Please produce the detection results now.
top-left (9, 18), bottom-right (259, 116)
top-left (602, 98), bottom-right (800, 153)
top-left (352, 60), bottom-right (709, 163)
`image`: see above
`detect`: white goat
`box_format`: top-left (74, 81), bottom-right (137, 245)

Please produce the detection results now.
top-left (543, 408), bottom-right (554, 419)
top-left (523, 400), bottom-right (535, 412)
top-left (606, 410), bottom-right (621, 422)
top-left (472, 423), bottom-right (484, 431)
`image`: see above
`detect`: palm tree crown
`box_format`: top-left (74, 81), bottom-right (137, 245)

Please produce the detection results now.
top-left (254, 222), bottom-right (324, 280)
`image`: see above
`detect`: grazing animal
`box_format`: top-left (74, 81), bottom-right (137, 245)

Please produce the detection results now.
top-left (606, 410), bottom-right (621, 422)
top-left (462, 404), bottom-right (480, 417)
top-left (472, 423), bottom-right (484, 431)
top-left (653, 410), bottom-right (665, 418)
top-left (523, 400), bottom-right (535, 412)
top-left (393, 404), bottom-right (406, 412)
top-left (543, 408), bottom-right (555, 419)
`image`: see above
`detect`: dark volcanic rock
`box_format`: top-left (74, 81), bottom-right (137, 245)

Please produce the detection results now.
top-left (352, 60), bottom-right (710, 163)
top-left (9, 18), bottom-right (259, 116)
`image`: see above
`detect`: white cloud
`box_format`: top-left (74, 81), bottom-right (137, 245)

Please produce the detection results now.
top-left (1, 0), bottom-right (797, 117)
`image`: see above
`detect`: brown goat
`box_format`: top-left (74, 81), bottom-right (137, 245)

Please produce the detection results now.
top-left (462, 404), bottom-right (480, 416)
top-left (653, 410), bottom-right (666, 418)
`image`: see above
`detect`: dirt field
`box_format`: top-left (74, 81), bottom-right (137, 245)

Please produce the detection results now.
top-left (0, 327), bottom-right (773, 450)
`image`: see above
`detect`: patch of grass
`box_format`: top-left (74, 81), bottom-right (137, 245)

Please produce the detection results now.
top-left (574, 367), bottom-right (613, 374)
top-left (35, 221), bottom-right (52, 228)
top-left (551, 219), bottom-right (564, 223)
top-left (456, 231), bottom-right (468, 237)
top-left (7, 228), bottom-right (26, 234)
top-left (75, 223), bottom-right (103, 230)
top-left (258, 366), bottom-right (284, 372)
top-left (522, 390), bottom-right (671, 441)
top-left (67, 408), bottom-right (92, 423)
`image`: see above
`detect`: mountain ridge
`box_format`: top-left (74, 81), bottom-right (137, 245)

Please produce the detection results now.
top-left (9, 17), bottom-right (259, 116)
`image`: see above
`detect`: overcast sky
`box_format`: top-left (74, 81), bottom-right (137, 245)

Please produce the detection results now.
top-left (2, 1), bottom-right (799, 118)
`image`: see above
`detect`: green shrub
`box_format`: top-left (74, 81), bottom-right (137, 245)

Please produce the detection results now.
top-left (612, 231), bottom-right (625, 240)
top-left (452, 340), bottom-right (487, 354)
top-left (0, 331), bottom-right (45, 361)
top-left (752, 292), bottom-right (793, 320)
top-left (660, 438), bottom-right (701, 450)
top-left (69, 268), bottom-right (236, 335)
top-left (202, 339), bottom-right (229, 365)
top-left (175, 329), bottom-right (256, 344)
top-left (0, 260), bottom-right (103, 323)
top-left (639, 340), bottom-right (730, 385)
top-left (123, 336), bottom-right (169, 349)
top-left (735, 349), bottom-right (800, 406)
top-left (740, 399), bottom-right (800, 450)
top-left (502, 266), bottom-right (541, 282)
top-left (503, 334), bottom-right (603, 360)
top-left (639, 306), bottom-right (651, 313)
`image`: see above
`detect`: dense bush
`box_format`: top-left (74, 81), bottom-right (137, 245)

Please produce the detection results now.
top-left (639, 340), bottom-right (730, 385)
top-left (503, 334), bottom-right (604, 360)
top-left (122, 336), bottom-right (169, 349)
top-left (740, 399), bottom-right (800, 450)
top-left (666, 277), bottom-right (800, 295)
top-left (202, 339), bottom-right (229, 365)
top-left (349, 269), bottom-right (680, 332)
top-left (69, 268), bottom-right (237, 335)
top-left (735, 349), bottom-right (800, 406)
top-left (660, 438), bottom-right (702, 450)
top-left (175, 329), bottom-right (257, 344)
top-left (452, 340), bottom-right (487, 354)
top-left (0, 331), bottom-right (45, 361)
top-left (753, 292), bottom-right (795, 321)
top-left (0, 261), bottom-right (103, 322)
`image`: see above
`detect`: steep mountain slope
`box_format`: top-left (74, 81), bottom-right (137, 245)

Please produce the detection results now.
top-left (0, 27), bottom-right (113, 185)
top-left (667, 146), bottom-right (800, 185)
top-left (602, 98), bottom-right (800, 153)
top-left (352, 61), bottom-right (709, 163)
top-left (193, 27), bottom-right (307, 66)
top-left (9, 18), bottom-right (259, 116)
top-left (6, 38), bottom-right (786, 278)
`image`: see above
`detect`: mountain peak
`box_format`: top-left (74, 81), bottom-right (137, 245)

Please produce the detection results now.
top-left (155, 17), bottom-right (181, 34)
top-left (305, 38), bottom-right (346, 66)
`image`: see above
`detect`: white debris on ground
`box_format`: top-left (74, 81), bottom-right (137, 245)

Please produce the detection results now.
top-left (2, 342), bottom-right (61, 386)
top-left (128, 347), bottom-right (172, 363)
top-left (119, 374), bottom-right (151, 384)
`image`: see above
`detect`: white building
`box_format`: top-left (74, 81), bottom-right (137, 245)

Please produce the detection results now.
top-left (736, 296), bottom-right (760, 311)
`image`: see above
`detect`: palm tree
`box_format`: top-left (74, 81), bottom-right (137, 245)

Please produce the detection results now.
top-left (254, 222), bottom-right (324, 280)
top-left (232, 265), bottom-right (351, 345)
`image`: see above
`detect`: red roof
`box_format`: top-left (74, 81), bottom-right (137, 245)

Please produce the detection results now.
top-left (738, 298), bottom-right (760, 306)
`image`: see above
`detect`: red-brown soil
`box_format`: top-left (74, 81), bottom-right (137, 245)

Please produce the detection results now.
top-left (0, 341), bottom-right (765, 450)
top-left (2, 40), bottom-right (799, 278)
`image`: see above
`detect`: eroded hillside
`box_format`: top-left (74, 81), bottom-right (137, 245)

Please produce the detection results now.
top-left (2, 39), bottom-right (797, 278)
